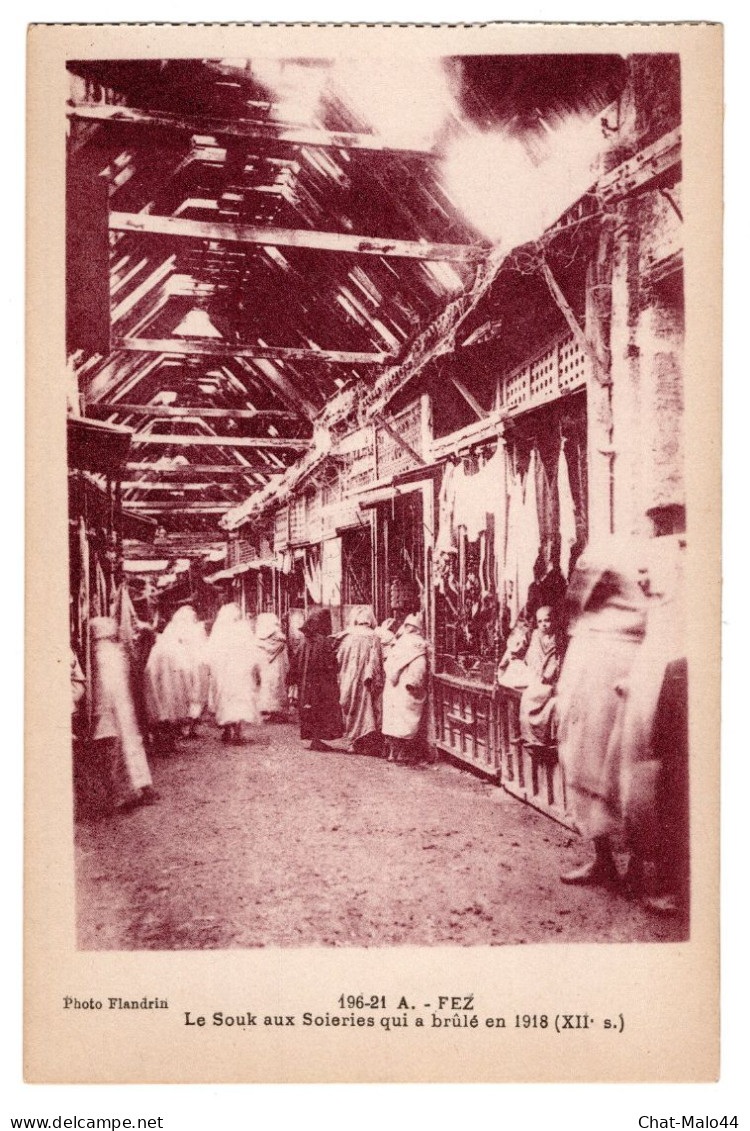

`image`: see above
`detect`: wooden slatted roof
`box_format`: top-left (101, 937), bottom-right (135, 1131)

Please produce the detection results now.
top-left (67, 54), bottom-right (629, 540)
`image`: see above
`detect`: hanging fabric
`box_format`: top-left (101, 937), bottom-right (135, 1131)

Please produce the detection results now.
top-left (434, 460), bottom-right (458, 558)
top-left (517, 448), bottom-right (540, 616)
top-left (113, 582), bottom-right (139, 654)
top-left (476, 440), bottom-right (508, 595)
top-left (505, 464), bottom-right (523, 626)
top-left (303, 545), bottom-right (323, 605)
top-left (321, 538), bottom-right (342, 607)
top-left (557, 438), bottom-right (578, 578)
top-left (95, 560), bottom-right (108, 618)
top-left (433, 461), bottom-right (459, 594)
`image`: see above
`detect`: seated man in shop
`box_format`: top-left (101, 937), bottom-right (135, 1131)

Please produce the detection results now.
top-left (518, 606), bottom-right (563, 748)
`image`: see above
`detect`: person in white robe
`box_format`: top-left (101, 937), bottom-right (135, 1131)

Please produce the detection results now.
top-left (89, 617), bottom-right (157, 813)
top-left (382, 612), bottom-right (429, 764)
top-left (143, 607), bottom-right (196, 751)
top-left (171, 605), bottom-right (210, 735)
top-left (556, 541), bottom-right (647, 887)
top-left (206, 602), bottom-right (260, 743)
top-left (254, 612), bottom-right (289, 719)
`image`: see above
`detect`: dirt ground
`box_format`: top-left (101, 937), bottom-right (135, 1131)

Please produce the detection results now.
top-left (75, 719), bottom-right (688, 949)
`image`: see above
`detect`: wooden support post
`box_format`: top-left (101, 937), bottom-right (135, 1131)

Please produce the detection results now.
top-left (114, 476), bottom-right (123, 585)
top-left (67, 149), bottom-right (111, 356)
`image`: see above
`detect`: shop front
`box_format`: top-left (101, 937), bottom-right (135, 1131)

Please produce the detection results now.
top-left (429, 334), bottom-right (589, 826)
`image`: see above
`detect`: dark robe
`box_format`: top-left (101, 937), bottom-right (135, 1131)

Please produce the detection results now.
top-left (299, 608), bottom-right (344, 742)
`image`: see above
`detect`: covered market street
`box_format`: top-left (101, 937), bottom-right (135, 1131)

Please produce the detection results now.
top-left (65, 53), bottom-right (690, 953)
top-left (75, 722), bottom-right (686, 950)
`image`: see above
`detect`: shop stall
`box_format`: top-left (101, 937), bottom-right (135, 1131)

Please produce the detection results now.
top-left (429, 334), bottom-right (589, 825)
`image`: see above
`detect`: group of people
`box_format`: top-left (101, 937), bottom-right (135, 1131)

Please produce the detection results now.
top-left (143, 603), bottom-right (293, 747)
top-left (298, 605), bottom-right (429, 762)
top-left (73, 539), bottom-right (687, 920)
top-left (73, 602), bottom-right (293, 815)
top-left (73, 597), bottom-right (432, 816)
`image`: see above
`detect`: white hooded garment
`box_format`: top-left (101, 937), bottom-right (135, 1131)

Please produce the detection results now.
top-left (207, 603), bottom-right (260, 726)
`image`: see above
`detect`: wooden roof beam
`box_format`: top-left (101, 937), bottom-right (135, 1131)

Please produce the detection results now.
top-left (112, 336), bottom-right (392, 365)
top-left (122, 480), bottom-right (277, 492)
top-left (125, 462), bottom-right (293, 474)
top-left (91, 403), bottom-right (305, 421)
top-left (124, 501), bottom-right (236, 513)
top-left (69, 103), bottom-right (437, 156)
top-left (109, 211), bottom-right (486, 263)
top-left (130, 433), bottom-right (312, 449)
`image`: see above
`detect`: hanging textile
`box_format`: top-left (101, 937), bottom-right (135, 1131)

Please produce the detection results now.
top-left (433, 461), bottom-right (459, 595)
top-left (321, 538), bottom-right (342, 607)
top-left (505, 466), bottom-right (523, 626)
top-left (303, 545), bottom-right (323, 605)
top-left (517, 449), bottom-right (540, 616)
top-left (95, 560), bottom-right (108, 617)
top-left (113, 583), bottom-right (139, 654)
top-left (492, 440), bottom-right (508, 601)
top-left (557, 439), bottom-right (578, 578)
top-left (434, 461), bottom-right (458, 558)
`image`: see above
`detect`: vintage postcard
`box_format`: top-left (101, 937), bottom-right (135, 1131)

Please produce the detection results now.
top-left (25, 21), bottom-right (722, 1083)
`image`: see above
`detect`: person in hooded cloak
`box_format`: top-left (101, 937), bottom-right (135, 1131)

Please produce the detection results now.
top-left (255, 612), bottom-right (290, 720)
top-left (336, 605), bottom-right (384, 756)
top-left (382, 612), bottom-right (429, 764)
top-left (89, 616), bottom-right (158, 813)
top-left (143, 607), bottom-right (196, 752)
top-left (170, 605), bottom-right (210, 736)
top-left (555, 540), bottom-right (647, 887)
top-left (206, 602), bottom-right (260, 744)
top-left (619, 537), bottom-right (688, 916)
top-left (298, 608), bottom-right (343, 751)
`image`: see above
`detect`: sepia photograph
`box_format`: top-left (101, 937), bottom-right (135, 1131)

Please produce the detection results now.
top-left (67, 49), bottom-right (689, 950)
top-left (25, 20), bottom-right (721, 1084)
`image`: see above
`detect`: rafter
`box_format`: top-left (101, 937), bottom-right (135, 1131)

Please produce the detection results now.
top-left (125, 462), bottom-right (293, 475)
top-left (323, 248), bottom-right (508, 427)
top-left (86, 353), bottom-right (165, 405)
top-left (68, 103), bottom-right (437, 156)
top-left (109, 212), bottom-right (486, 263)
top-left (129, 434), bottom-right (313, 449)
top-left (122, 481), bottom-right (272, 492)
top-left (111, 257), bottom-right (175, 324)
top-left (91, 403), bottom-right (304, 421)
top-left (112, 336), bottom-right (393, 365)
top-left (124, 501), bottom-right (235, 513)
